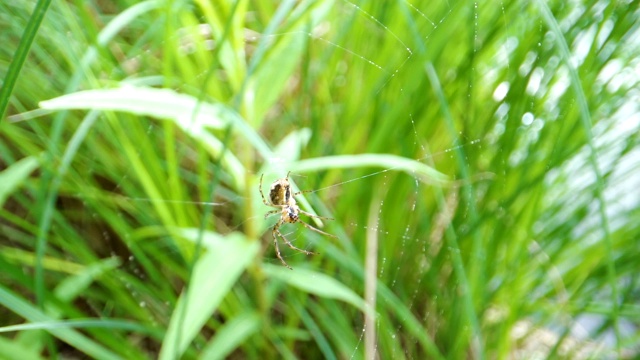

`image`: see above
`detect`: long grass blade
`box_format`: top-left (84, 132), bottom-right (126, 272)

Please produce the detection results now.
top-left (0, 0), bottom-right (51, 122)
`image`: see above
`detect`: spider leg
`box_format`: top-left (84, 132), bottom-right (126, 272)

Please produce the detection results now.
top-left (271, 220), bottom-right (292, 270)
top-left (297, 219), bottom-right (337, 238)
top-left (259, 173), bottom-right (271, 206)
top-left (265, 204), bottom-right (289, 218)
top-left (285, 171), bottom-right (314, 197)
top-left (292, 189), bottom-right (315, 197)
top-left (275, 228), bottom-right (317, 256)
top-left (298, 209), bottom-right (334, 221)
top-left (264, 209), bottom-right (280, 218)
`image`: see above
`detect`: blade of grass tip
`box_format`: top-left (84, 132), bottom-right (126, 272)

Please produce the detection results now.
top-left (0, 156), bottom-right (39, 207)
top-left (290, 153), bottom-right (449, 185)
top-left (365, 193), bottom-right (381, 360)
top-left (35, 111), bottom-right (99, 310)
top-left (0, 0), bottom-right (52, 122)
top-left (286, 154), bottom-right (448, 229)
top-left (425, 61), bottom-right (484, 358)
top-left (534, 0), bottom-right (619, 352)
top-left (262, 264), bottom-right (372, 317)
top-left (54, 257), bottom-right (121, 302)
top-left (272, 128), bottom-right (312, 164)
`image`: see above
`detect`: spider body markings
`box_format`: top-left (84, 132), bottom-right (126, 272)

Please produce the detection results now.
top-left (259, 172), bottom-right (337, 269)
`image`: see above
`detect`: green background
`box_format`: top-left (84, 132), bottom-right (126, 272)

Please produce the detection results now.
top-left (1, 0), bottom-right (639, 359)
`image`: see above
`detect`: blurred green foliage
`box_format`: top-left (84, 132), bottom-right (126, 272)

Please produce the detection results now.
top-left (1, 0), bottom-right (639, 359)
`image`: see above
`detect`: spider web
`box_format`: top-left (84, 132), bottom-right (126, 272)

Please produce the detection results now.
top-left (70, 1), bottom-right (474, 356)
top-left (76, 0), bottom-right (502, 356)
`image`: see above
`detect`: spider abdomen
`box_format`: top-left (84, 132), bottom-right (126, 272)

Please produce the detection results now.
top-left (269, 180), bottom-right (290, 206)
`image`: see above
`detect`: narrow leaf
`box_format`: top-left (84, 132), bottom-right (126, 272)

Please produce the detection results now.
top-left (198, 312), bottom-right (260, 360)
top-left (0, 156), bottom-right (39, 207)
top-left (263, 264), bottom-right (372, 316)
top-left (159, 231), bottom-right (259, 359)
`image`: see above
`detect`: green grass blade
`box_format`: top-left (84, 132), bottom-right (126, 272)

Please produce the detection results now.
top-left (0, 0), bottom-right (51, 121)
top-left (377, 284), bottom-right (444, 360)
top-left (198, 312), bottom-right (260, 360)
top-left (53, 257), bottom-right (121, 301)
top-left (0, 336), bottom-right (44, 360)
top-left (291, 153), bottom-right (448, 185)
top-left (272, 128), bottom-right (312, 164)
top-left (290, 298), bottom-right (337, 360)
top-left (38, 87), bottom-right (252, 188)
top-left (0, 319), bottom-right (157, 335)
top-left (249, 1), bottom-right (335, 122)
top-left (39, 87), bottom-right (227, 129)
top-left (263, 264), bottom-right (371, 316)
top-left (0, 285), bottom-right (121, 360)
top-left (0, 155), bottom-right (39, 207)
top-left (235, 0), bottom-right (297, 113)
top-left (96, 1), bottom-right (161, 46)
top-left (159, 231), bottom-right (259, 359)
top-left (34, 111), bottom-right (99, 309)
top-left (425, 61), bottom-right (483, 357)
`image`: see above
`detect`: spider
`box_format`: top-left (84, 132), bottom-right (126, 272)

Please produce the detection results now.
top-left (259, 171), bottom-right (336, 269)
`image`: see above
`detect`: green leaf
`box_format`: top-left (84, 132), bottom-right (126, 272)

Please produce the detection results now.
top-left (0, 336), bottom-right (44, 360)
top-left (38, 86), bottom-right (256, 190)
top-left (250, 0), bottom-right (334, 122)
top-left (54, 257), bottom-right (121, 302)
top-left (0, 156), bottom-right (39, 207)
top-left (263, 264), bottom-right (372, 316)
top-left (273, 128), bottom-right (312, 164)
top-left (291, 153), bottom-right (449, 185)
top-left (39, 87), bottom-right (227, 130)
top-left (159, 231), bottom-right (259, 360)
top-left (198, 312), bottom-right (260, 360)
top-left (0, 319), bottom-right (155, 335)
top-left (14, 257), bottom-right (122, 354)
top-left (0, 0), bottom-right (51, 121)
